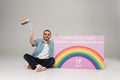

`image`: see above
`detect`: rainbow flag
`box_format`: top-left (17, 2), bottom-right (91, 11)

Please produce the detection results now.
top-left (20, 18), bottom-right (30, 25)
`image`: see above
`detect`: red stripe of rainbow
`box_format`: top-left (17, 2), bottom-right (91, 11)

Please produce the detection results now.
top-left (54, 46), bottom-right (104, 70)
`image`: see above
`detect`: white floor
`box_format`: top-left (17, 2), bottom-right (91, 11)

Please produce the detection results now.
top-left (0, 54), bottom-right (120, 80)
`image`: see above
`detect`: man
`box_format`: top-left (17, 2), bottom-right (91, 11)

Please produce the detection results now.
top-left (24, 29), bottom-right (55, 72)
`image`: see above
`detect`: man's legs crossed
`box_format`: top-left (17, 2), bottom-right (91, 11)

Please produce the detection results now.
top-left (24, 54), bottom-right (47, 72)
top-left (24, 54), bottom-right (55, 71)
top-left (24, 54), bottom-right (39, 69)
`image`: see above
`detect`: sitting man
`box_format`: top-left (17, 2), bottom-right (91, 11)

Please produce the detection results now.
top-left (24, 29), bottom-right (55, 72)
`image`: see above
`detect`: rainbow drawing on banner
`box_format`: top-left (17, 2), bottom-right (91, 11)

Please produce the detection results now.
top-left (20, 18), bottom-right (30, 25)
top-left (54, 46), bottom-right (104, 70)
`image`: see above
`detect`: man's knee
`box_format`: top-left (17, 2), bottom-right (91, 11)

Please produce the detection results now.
top-left (23, 54), bottom-right (30, 59)
top-left (49, 57), bottom-right (55, 64)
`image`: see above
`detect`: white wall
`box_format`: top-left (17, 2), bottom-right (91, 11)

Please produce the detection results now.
top-left (0, 0), bottom-right (120, 57)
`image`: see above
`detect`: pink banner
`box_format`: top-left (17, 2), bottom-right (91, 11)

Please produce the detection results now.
top-left (54, 35), bottom-right (104, 70)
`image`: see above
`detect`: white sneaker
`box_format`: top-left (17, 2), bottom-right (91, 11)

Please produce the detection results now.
top-left (35, 65), bottom-right (46, 72)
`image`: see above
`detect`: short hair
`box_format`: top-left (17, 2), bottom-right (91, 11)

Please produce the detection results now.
top-left (43, 29), bottom-right (51, 34)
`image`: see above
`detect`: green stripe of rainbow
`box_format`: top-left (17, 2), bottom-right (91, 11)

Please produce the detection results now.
top-left (54, 46), bottom-right (104, 70)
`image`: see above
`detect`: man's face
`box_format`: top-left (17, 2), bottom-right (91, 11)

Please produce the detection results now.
top-left (43, 31), bottom-right (51, 41)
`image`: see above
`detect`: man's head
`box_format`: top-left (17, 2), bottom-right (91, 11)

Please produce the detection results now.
top-left (43, 29), bottom-right (51, 41)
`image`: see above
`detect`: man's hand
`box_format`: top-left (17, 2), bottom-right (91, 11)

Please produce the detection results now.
top-left (30, 30), bottom-right (34, 36)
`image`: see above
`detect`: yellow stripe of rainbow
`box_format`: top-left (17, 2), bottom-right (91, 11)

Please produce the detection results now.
top-left (54, 46), bottom-right (104, 70)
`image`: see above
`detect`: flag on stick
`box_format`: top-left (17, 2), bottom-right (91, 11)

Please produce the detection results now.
top-left (20, 18), bottom-right (30, 25)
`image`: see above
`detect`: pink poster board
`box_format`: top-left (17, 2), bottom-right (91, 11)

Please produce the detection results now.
top-left (54, 35), bottom-right (104, 70)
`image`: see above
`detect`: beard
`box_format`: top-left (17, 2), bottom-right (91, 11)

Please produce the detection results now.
top-left (44, 37), bottom-right (49, 41)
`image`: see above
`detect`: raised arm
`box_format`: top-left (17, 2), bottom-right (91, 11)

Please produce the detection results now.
top-left (30, 30), bottom-right (36, 46)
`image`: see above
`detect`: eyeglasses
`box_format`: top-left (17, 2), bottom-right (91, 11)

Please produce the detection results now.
top-left (44, 33), bottom-right (50, 36)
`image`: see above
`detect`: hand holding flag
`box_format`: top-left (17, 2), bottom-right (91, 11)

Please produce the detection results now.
top-left (29, 30), bottom-right (34, 36)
